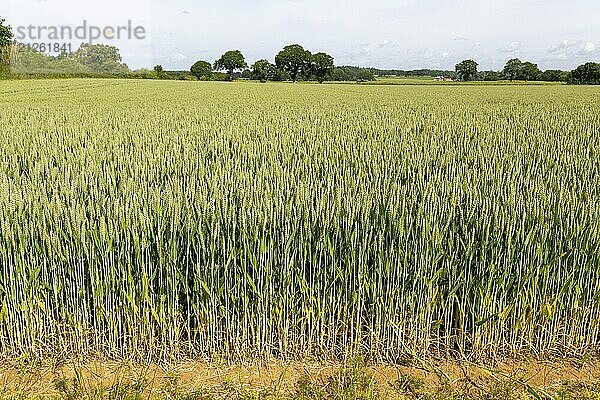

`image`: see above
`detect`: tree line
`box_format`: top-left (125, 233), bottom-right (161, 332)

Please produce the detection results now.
top-left (184, 45), bottom-right (373, 83)
top-left (454, 58), bottom-right (600, 84)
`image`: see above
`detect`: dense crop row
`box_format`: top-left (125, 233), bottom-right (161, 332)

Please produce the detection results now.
top-left (0, 80), bottom-right (599, 361)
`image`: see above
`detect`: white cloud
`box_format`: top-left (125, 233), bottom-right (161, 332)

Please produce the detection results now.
top-left (545, 39), bottom-right (597, 61)
top-left (551, 53), bottom-right (568, 60)
top-left (422, 50), bottom-right (434, 59)
top-left (500, 41), bottom-right (521, 53)
top-left (171, 53), bottom-right (188, 61)
top-left (582, 42), bottom-right (596, 54)
top-left (548, 39), bottom-right (579, 53)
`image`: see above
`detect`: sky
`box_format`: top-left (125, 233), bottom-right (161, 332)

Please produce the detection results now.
top-left (3, 0), bottom-right (600, 71)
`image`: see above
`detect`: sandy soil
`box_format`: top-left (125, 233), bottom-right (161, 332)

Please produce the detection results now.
top-left (0, 357), bottom-right (598, 398)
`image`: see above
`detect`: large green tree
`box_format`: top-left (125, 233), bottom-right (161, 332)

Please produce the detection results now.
top-left (502, 59), bottom-right (542, 81)
top-left (275, 44), bottom-right (312, 82)
top-left (190, 60), bottom-right (212, 79)
top-left (571, 62), bottom-right (600, 85)
top-left (502, 58), bottom-right (522, 81)
top-left (520, 61), bottom-right (541, 81)
top-left (455, 59), bottom-right (478, 81)
top-left (214, 50), bottom-right (247, 80)
top-left (312, 52), bottom-right (334, 83)
top-left (73, 43), bottom-right (129, 74)
top-left (252, 59), bottom-right (275, 83)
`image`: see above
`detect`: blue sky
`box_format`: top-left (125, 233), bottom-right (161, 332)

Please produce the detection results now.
top-left (4, 0), bottom-right (600, 70)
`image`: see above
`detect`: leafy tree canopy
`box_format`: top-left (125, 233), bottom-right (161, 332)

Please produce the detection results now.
top-left (252, 59), bottom-right (275, 83)
top-left (571, 62), bottom-right (600, 85)
top-left (153, 64), bottom-right (167, 78)
top-left (502, 58), bottom-right (522, 81)
top-left (540, 69), bottom-right (568, 82)
top-left (520, 61), bottom-right (541, 81)
top-left (312, 52), bottom-right (334, 83)
top-left (190, 60), bottom-right (212, 79)
top-left (329, 66), bottom-right (374, 82)
top-left (482, 70), bottom-right (500, 81)
top-left (455, 59), bottom-right (478, 81)
top-left (501, 59), bottom-right (543, 81)
top-left (275, 44), bottom-right (312, 82)
top-left (0, 17), bottom-right (13, 48)
top-left (214, 50), bottom-right (247, 79)
top-left (73, 43), bottom-right (129, 74)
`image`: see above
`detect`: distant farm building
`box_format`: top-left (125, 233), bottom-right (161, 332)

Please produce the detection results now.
top-left (434, 76), bottom-right (454, 82)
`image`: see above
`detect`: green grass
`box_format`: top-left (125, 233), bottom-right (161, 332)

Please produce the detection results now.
top-left (0, 79), bottom-right (599, 362)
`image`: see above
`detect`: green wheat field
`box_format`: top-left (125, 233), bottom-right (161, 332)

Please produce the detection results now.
top-left (1, 79), bottom-right (599, 363)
